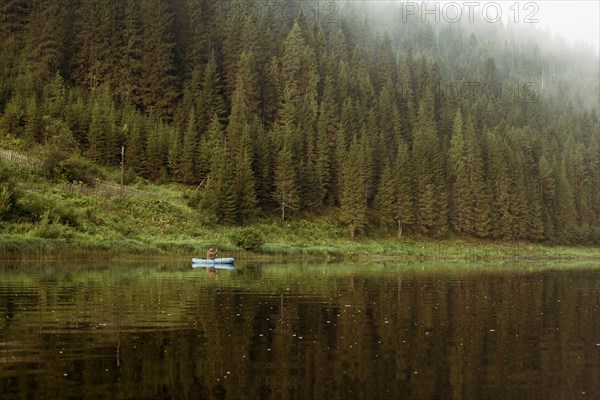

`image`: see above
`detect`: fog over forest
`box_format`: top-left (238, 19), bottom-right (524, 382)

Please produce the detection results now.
top-left (0, 0), bottom-right (598, 243)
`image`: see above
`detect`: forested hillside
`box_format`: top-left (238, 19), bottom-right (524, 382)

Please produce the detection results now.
top-left (0, 0), bottom-right (599, 244)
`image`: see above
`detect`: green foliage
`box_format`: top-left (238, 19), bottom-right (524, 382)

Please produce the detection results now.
top-left (200, 140), bottom-right (237, 225)
top-left (234, 146), bottom-right (258, 223)
top-left (230, 227), bottom-right (265, 251)
top-left (0, 186), bottom-right (12, 218)
top-left (29, 210), bottom-right (73, 240)
top-left (449, 112), bottom-right (489, 237)
top-left (340, 137), bottom-right (367, 238)
top-left (137, 0), bottom-right (178, 119)
top-left (412, 93), bottom-right (446, 236)
top-left (11, 188), bottom-right (80, 229)
top-left (273, 144), bottom-right (300, 220)
top-left (0, 0), bottom-right (598, 245)
top-left (373, 160), bottom-right (395, 232)
top-left (59, 158), bottom-right (103, 186)
top-left (42, 148), bottom-right (102, 186)
top-left (0, 158), bottom-right (16, 207)
top-left (394, 141), bottom-right (415, 237)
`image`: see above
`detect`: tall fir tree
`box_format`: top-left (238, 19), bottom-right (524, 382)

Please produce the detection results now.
top-left (234, 144), bottom-right (258, 224)
top-left (449, 111), bottom-right (489, 237)
top-left (123, 112), bottom-right (148, 178)
top-left (201, 141), bottom-right (236, 225)
top-left (197, 51), bottom-right (226, 134)
top-left (340, 137), bottom-right (368, 238)
top-left (273, 143), bottom-right (300, 220)
top-left (412, 92), bottom-right (446, 236)
top-left (394, 141), bottom-right (415, 237)
top-left (197, 113), bottom-right (224, 182)
top-left (180, 109), bottom-right (198, 183)
top-left (486, 129), bottom-right (514, 239)
top-left (373, 160), bottom-right (395, 232)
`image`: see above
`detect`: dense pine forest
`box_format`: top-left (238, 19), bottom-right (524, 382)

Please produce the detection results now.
top-left (0, 0), bottom-right (599, 244)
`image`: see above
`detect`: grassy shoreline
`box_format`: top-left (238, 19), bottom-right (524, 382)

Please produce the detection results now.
top-left (1, 158), bottom-right (598, 263)
top-left (1, 231), bottom-right (598, 262)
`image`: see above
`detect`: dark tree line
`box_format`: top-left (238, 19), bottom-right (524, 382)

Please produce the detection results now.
top-left (0, 0), bottom-right (598, 243)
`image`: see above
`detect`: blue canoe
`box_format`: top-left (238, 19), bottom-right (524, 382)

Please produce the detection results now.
top-left (192, 257), bottom-right (235, 264)
top-left (192, 263), bottom-right (234, 270)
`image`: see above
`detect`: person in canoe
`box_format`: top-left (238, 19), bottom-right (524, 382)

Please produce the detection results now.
top-left (206, 247), bottom-right (218, 260)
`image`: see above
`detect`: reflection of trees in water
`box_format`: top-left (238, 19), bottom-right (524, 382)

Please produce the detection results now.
top-left (0, 269), bottom-right (599, 399)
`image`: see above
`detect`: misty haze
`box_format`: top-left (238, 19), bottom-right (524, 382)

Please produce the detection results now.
top-left (0, 1), bottom-right (599, 399)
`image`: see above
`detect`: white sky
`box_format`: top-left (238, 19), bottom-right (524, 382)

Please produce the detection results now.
top-left (525, 1), bottom-right (599, 54)
top-left (429, 1), bottom-right (600, 54)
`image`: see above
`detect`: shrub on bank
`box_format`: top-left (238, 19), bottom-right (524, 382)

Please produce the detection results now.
top-left (15, 191), bottom-right (81, 227)
top-left (42, 151), bottom-right (103, 186)
top-left (29, 210), bottom-right (74, 240)
top-left (230, 227), bottom-right (265, 251)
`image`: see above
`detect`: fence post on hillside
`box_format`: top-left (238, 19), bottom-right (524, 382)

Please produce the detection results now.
top-left (120, 145), bottom-right (125, 196)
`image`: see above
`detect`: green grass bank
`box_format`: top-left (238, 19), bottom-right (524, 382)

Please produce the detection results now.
top-left (1, 157), bottom-right (599, 262)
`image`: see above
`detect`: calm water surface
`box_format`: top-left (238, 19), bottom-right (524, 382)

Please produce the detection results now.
top-left (0, 260), bottom-right (599, 400)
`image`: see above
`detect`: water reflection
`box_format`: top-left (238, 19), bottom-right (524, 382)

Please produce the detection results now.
top-left (0, 261), bottom-right (598, 399)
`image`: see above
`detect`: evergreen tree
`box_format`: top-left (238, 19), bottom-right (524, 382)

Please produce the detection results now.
top-left (234, 144), bottom-right (258, 224)
top-left (374, 32), bottom-right (396, 91)
top-left (464, 118), bottom-right (490, 237)
top-left (180, 109), bottom-right (198, 183)
top-left (254, 120), bottom-right (274, 209)
top-left (397, 56), bottom-right (417, 137)
top-left (314, 107), bottom-right (331, 206)
top-left (486, 129), bottom-right (514, 239)
top-left (167, 124), bottom-right (183, 180)
top-left (539, 154), bottom-right (556, 201)
top-left (84, 85), bottom-right (120, 165)
top-left (394, 141), bottom-right (415, 237)
top-left (227, 51), bottom-right (259, 154)
top-left (262, 56), bottom-right (281, 127)
top-left (273, 143), bottom-right (299, 220)
top-left (316, 77), bottom-right (338, 205)
top-left (373, 160), bottom-right (395, 232)
top-left (412, 92), bottom-right (446, 236)
top-left (197, 51), bottom-right (226, 134)
top-left (145, 122), bottom-right (169, 181)
top-left (448, 110), bottom-right (468, 233)
top-left (510, 150), bottom-right (530, 239)
top-left (124, 112), bottom-right (147, 178)
top-left (448, 111), bottom-right (489, 237)
top-left (197, 113), bottom-right (224, 181)
top-left (201, 141), bottom-right (236, 225)
top-left (340, 137), bottom-right (367, 238)
top-left (23, 95), bottom-right (41, 144)
top-left (281, 21), bottom-right (311, 101)
top-left (378, 79), bottom-right (402, 161)
top-left (329, 28), bottom-right (349, 67)
top-left (527, 180), bottom-right (546, 241)
top-left (64, 91), bottom-right (90, 150)
top-left (554, 159), bottom-right (577, 241)
top-left (86, 91), bottom-right (111, 164)
top-left (42, 72), bottom-right (67, 119)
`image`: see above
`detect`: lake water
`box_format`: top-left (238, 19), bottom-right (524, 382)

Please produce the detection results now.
top-left (0, 260), bottom-right (599, 399)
